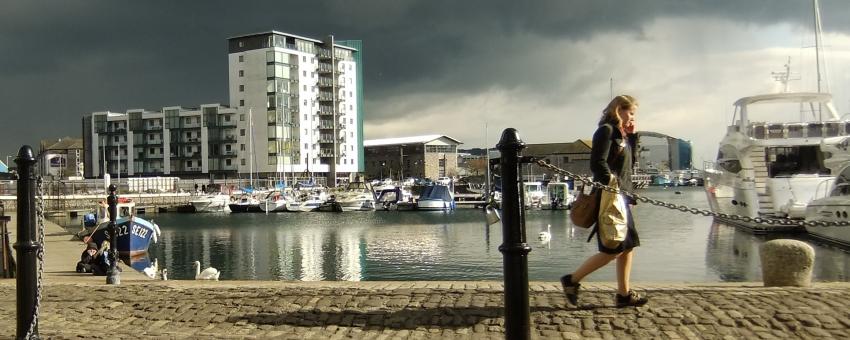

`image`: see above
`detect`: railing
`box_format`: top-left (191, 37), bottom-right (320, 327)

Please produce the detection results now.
top-left (747, 121), bottom-right (849, 139)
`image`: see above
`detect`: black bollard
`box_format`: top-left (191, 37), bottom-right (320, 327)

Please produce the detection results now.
top-left (496, 128), bottom-right (531, 340)
top-left (14, 146), bottom-right (40, 339)
top-left (106, 184), bottom-right (121, 285)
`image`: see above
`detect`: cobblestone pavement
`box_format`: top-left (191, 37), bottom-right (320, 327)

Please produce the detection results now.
top-left (1, 280), bottom-right (849, 339)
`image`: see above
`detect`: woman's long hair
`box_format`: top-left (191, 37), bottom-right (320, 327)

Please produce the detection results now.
top-left (598, 95), bottom-right (638, 127)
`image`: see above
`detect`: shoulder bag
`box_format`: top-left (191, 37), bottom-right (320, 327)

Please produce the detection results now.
top-left (569, 184), bottom-right (599, 228)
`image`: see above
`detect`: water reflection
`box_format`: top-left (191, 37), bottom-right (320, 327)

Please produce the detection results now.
top-left (706, 221), bottom-right (850, 281)
top-left (55, 188), bottom-right (850, 282)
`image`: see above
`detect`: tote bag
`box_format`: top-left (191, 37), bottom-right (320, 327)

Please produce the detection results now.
top-left (597, 176), bottom-right (629, 248)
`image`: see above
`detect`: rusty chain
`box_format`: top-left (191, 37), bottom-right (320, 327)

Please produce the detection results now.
top-left (534, 160), bottom-right (850, 228)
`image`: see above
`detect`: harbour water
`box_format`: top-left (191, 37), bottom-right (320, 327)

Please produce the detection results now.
top-left (59, 187), bottom-right (850, 282)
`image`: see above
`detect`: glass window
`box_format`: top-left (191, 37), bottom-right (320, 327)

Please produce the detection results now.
top-left (241, 159), bottom-right (246, 166)
top-left (240, 129), bottom-right (245, 136)
top-left (238, 55), bottom-right (244, 62)
top-left (240, 144), bottom-right (245, 151)
top-left (238, 70), bottom-right (244, 77)
top-left (239, 85), bottom-right (244, 92)
top-left (239, 100), bottom-right (244, 106)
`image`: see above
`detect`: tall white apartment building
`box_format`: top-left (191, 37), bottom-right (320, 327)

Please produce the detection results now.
top-left (83, 104), bottom-right (240, 178)
top-left (228, 31), bottom-right (363, 185)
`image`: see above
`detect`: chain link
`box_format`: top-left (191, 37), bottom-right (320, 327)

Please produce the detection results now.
top-left (534, 160), bottom-right (850, 228)
top-left (25, 176), bottom-right (45, 339)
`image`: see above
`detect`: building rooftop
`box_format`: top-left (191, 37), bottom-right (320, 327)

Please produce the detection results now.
top-left (227, 30), bottom-right (357, 51)
top-left (364, 135), bottom-right (462, 147)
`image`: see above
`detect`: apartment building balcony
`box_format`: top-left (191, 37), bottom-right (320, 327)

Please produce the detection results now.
top-left (186, 167), bottom-right (202, 172)
top-left (184, 137), bottom-right (201, 143)
top-left (318, 150), bottom-right (335, 158)
top-left (317, 108), bottom-right (335, 116)
top-left (317, 64), bottom-right (334, 74)
top-left (220, 150), bottom-right (239, 158)
top-left (318, 49), bottom-right (337, 60)
top-left (146, 125), bottom-right (163, 131)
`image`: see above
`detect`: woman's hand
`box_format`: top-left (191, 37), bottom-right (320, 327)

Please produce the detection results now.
top-left (624, 121), bottom-right (636, 134)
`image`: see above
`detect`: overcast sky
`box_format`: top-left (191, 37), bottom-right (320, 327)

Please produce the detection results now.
top-left (2, 0), bottom-right (850, 168)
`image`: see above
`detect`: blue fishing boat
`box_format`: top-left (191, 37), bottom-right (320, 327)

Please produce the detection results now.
top-left (76, 199), bottom-right (160, 262)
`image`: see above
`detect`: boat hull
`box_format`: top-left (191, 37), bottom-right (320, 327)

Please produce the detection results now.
top-left (228, 203), bottom-right (262, 213)
top-left (804, 196), bottom-right (850, 247)
top-left (416, 199), bottom-right (455, 211)
top-left (80, 217), bottom-right (159, 265)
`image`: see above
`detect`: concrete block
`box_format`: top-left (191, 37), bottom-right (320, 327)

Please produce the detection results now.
top-left (759, 239), bottom-right (814, 287)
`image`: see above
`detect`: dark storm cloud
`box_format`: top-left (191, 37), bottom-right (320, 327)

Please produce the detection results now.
top-left (1, 0), bottom-right (848, 160)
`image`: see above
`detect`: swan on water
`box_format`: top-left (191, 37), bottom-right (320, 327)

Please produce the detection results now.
top-left (193, 261), bottom-right (220, 280)
top-left (142, 259), bottom-right (158, 279)
top-left (160, 268), bottom-right (168, 281)
top-left (538, 224), bottom-right (552, 242)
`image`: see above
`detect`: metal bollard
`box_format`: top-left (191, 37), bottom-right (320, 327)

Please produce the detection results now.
top-left (14, 146), bottom-right (40, 339)
top-left (106, 184), bottom-right (121, 285)
top-left (496, 128), bottom-right (531, 340)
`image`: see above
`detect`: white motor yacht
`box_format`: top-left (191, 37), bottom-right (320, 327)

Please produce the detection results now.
top-left (804, 136), bottom-right (850, 247)
top-left (704, 93), bottom-right (850, 220)
top-left (190, 193), bottom-right (231, 213)
top-left (259, 190), bottom-right (296, 212)
top-left (333, 181), bottom-right (376, 211)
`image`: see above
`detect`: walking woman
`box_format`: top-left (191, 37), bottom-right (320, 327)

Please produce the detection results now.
top-left (561, 95), bottom-right (648, 308)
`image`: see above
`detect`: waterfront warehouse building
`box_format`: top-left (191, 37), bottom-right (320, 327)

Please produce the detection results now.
top-left (83, 31), bottom-right (364, 184)
top-left (364, 135), bottom-right (462, 181)
top-left (519, 140), bottom-right (593, 181)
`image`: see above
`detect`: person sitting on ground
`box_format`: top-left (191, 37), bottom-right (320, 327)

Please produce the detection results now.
top-left (75, 242), bottom-right (99, 273)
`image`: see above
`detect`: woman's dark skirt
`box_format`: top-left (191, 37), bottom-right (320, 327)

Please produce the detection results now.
top-left (596, 203), bottom-right (640, 254)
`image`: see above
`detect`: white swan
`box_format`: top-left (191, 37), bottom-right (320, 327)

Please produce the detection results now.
top-left (142, 259), bottom-right (158, 279)
top-left (193, 261), bottom-right (220, 280)
top-left (538, 224), bottom-right (552, 243)
top-left (160, 268), bottom-right (168, 281)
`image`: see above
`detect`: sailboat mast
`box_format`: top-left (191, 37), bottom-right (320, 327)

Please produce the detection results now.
top-left (484, 123), bottom-right (490, 203)
top-left (813, 0), bottom-right (823, 94)
top-left (249, 107), bottom-right (254, 189)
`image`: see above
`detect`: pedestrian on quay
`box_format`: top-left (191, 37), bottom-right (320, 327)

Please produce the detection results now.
top-left (561, 94), bottom-right (648, 308)
top-left (75, 242), bottom-right (100, 273)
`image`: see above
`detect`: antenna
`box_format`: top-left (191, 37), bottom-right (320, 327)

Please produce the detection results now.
top-left (770, 57), bottom-right (800, 93)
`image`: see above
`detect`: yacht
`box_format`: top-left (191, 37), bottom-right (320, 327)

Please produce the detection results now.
top-left (522, 182), bottom-right (546, 208)
top-left (416, 184), bottom-right (455, 211)
top-left (803, 136), bottom-right (850, 247)
top-left (332, 181), bottom-right (377, 212)
top-left (704, 93), bottom-right (849, 220)
top-left (259, 189), bottom-right (296, 213)
top-left (542, 182), bottom-right (573, 210)
top-left (189, 193), bottom-right (231, 213)
top-left (286, 189), bottom-right (329, 212)
top-left (228, 194), bottom-right (262, 213)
